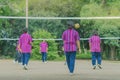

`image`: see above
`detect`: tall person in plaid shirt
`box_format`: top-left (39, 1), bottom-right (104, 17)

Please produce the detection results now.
top-left (18, 28), bottom-right (32, 70)
top-left (62, 21), bottom-right (81, 75)
top-left (89, 31), bottom-right (102, 69)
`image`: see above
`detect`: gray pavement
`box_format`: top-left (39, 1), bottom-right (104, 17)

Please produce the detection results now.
top-left (0, 60), bottom-right (120, 80)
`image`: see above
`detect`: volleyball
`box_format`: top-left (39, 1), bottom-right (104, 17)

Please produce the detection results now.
top-left (74, 23), bottom-right (80, 29)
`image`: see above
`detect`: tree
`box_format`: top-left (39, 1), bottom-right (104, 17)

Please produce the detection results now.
top-left (80, 1), bottom-right (120, 60)
top-left (0, 0), bottom-right (25, 56)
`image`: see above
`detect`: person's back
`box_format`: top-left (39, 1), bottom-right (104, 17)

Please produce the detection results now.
top-left (62, 21), bottom-right (81, 75)
top-left (62, 28), bottom-right (79, 52)
top-left (19, 33), bottom-right (32, 53)
top-left (89, 31), bottom-right (102, 69)
top-left (18, 28), bottom-right (32, 70)
top-left (89, 35), bottom-right (101, 52)
top-left (40, 41), bottom-right (48, 53)
top-left (40, 40), bottom-right (48, 63)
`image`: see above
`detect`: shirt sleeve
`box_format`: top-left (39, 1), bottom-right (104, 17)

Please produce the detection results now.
top-left (40, 43), bottom-right (42, 47)
top-left (29, 35), bottom-right (32, 43)
top-left (62, 31), bottom-right (65, 40)
top-left (89, 37), bottom-right (91, 43)
top-left (75, 31), bottom-right (80, 41)
top-left (98, 36), bottom-right (101, 43)
top-left (46, 43), bottom-right (48, 47)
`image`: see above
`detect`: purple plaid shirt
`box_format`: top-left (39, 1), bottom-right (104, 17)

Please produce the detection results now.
top-left (19, 33), bottom-right (32, 53)
top-left (62, 29), bottom-right (80, 52)
top-left (89, 35), bottom-right (101, 52)
top-left (40, 42), bottom-right (48, 52)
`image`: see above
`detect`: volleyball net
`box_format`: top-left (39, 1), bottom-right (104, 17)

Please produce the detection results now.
top-left (0, 16), bottom-right (120, 41)
top-left (0, 16), bottom-right (120, 60)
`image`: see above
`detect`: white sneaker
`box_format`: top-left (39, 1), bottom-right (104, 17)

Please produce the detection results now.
top-left (93, 65), bottom-right (96, 69)
top-left (69, 73), bottom-right (74, 76)
top-left (98, 64), bottom-right (102, 69)
top-left (13, 60), bottom-right (17, 64)
top-left (44, 62), bottom-right (47, 63)
top-left (23, 65), bottom-right (28, 70)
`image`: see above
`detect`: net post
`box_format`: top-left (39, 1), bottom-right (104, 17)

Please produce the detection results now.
top-left (26, 0), bottom-right (28, 28)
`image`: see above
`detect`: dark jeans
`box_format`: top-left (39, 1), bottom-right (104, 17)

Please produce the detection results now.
top-left (41, 52), bottom-right (47, 62)
top-left (91, 52), bottom-right (102, 66)
top-left (15, 50), bottom-right (22, 63)
top-left (65, 51), bottom-right (76, 73)
top-left (22, 53), bottom-right (30, 65)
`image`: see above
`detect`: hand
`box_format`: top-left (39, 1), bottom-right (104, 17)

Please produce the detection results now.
top-left (19, 49), bottom-right (22, 53)
top-left (78, 48), bottom-right (81, 53)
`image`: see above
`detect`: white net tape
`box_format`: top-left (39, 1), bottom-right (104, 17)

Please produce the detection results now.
top-left (0, 16), bottom-right (120, 20)
top-left (0, 37), bottom-right (120, 41)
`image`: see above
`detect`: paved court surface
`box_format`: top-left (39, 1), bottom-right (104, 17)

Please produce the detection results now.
top-left (0, 60), bottom-right (120, 80)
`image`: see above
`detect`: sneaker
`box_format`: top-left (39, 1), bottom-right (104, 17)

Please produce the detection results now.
top-left (44, 62), bottom-right (47, 63)
top-left (98, 64), bottom-right (102, 69)
top-left (69, 73), bottom-right (74, 76)
top-left (23, 65), bottom-right (28, 70)
top-left (93, 65), bottom-right (96, 69)
top-left (13, 60), bottom-right (17, 64)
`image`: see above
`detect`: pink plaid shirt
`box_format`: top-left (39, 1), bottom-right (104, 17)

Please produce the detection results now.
top-left (19, 33), bottom-right (32, 53)
top-left (40, 42), bottom-right (48, 52)
top-left (89, 35), bottom-right (101, 52)
top-left (62, 29), bottom-right (80, 52)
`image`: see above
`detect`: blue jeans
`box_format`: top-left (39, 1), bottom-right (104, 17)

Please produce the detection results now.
top-left (91, 52), bottom-right (102, 66)
top-left (41, 52), bottom-right (47, 62)
top-left (22, 53), bottom-right (30, 65)
top-left (65, 51), bottom-right (76, 73)
top-left (15, 50), bottom-right (22, 63)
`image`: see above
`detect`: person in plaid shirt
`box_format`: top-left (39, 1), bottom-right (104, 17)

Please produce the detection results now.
top-left (62, 21), bottom-right (81, 75)
top-left (89, 31), bottom-right (102, 69)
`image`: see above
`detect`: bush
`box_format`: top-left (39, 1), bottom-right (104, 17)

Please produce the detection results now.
top-left (31, 29), bottom-right (59, 60)
top-left (76, 52), bottom-right (91, 59)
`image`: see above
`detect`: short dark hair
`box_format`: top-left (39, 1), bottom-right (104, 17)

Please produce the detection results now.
top-left (67, 21), bottom-right (74, 28)
top-left (93, 30), bottom-right (98, 35)
top-left (23, 28), bottom-right (28, 33)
